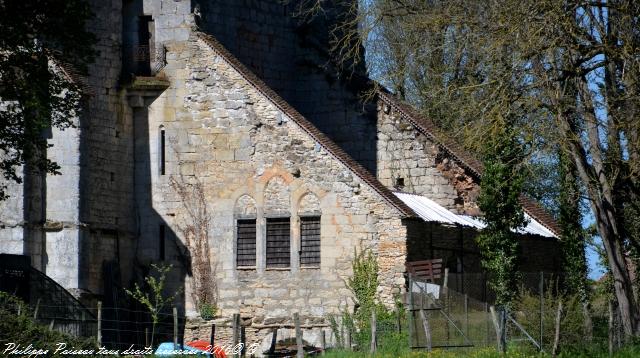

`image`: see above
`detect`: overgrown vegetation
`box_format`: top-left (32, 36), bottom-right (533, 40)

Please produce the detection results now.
top-left (0, 291), bottom-right (96, 354)
top-left (476, 123), bottom-right (527, 309)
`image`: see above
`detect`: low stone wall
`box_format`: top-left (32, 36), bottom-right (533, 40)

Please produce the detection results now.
top-left (184, 317), bottom-right (335, 356)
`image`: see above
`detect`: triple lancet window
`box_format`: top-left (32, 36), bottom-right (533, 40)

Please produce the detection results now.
top-left (234, 188), bottom-right (321, 270)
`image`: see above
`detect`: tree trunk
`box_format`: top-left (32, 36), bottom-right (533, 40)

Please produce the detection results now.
top-left (593, 197), bottom-right (640, 338)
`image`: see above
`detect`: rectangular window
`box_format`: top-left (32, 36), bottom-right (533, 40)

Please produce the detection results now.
top-left (236, 219), bottom-right (256, 267)
top-left (159, 224), bottom-right (165, 261)
top-left (266, 217), bottom-right (290, 268)
top-left (300, 216), bottom-right (321, 266)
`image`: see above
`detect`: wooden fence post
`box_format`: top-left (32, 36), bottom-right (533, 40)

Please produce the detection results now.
top-left (145, 327), bottom-right (149, 347)
top-left (241, 326), bottom-right (246, 357)
top-left (552, 300), bottom-right (563, 357)
top-left (268, 328), bottom-right (277, 356)
top-left (97, 301), bottom-right (102, 347)
top-left (173, 306), bottom-right (178, 349)
top-left (33, 298), bottom-right (41, 319)
top-left (419, 309), bottom-right (431, 352)
top-left (294, 312), bottom-right (303, 358)
top-left (320, 330), bottom-right (326, 355)
top-left (464, 294), bottom-right (469, 335)
top-left (408, 273), bottom-right (414, 348)
top-left (233, 313), bottom-right (240, 358)
top-left (346, 327), bottom-right (352, 351)
top-left (489, 306), bottom-right (501, 352)
top-left (370, 309), bottom-right (377, 354)
top-left (210, 323), bottom-right (216, 349)
top-left (485, 302), bottom-right (490, 347)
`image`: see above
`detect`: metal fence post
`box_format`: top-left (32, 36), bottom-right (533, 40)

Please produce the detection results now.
top-left (540, 271), bottom-right (544, 351)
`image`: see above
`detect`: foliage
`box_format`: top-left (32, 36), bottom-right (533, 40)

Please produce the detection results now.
top-left (557, 151), bottom-right (589, 300)
top-left (346, 247), bottom-right (380, 323)
top-left (199, 301), bottom-right (216, 321)
top-left (476, 124), bottom-right (527, 308)
top-left (125, 263), bottom-right (181, 347)
top-left (0, 0), bottom-right (96, 200)
top-left (0, 292), bottom-right (96, 354)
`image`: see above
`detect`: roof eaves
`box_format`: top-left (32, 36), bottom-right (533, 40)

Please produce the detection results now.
top-left (48, 53), bottom-right (94, 96)
top-left (196, 32), bottom-right (416, 218)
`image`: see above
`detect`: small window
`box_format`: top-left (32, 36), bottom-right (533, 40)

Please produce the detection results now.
top-left (236, 219), bottom-right (256, 267)
top-left (160, 126), bottom-right (166, 175)
top-left (159, 224), bottom-right (166, 261)
top-left (266, 218), bottom-right (291, 268)
top-left (394, 177), bottom-right (405, 189)
top-left (300, 216), bottom-right (321, 266)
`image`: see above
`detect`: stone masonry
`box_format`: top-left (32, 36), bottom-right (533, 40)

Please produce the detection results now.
top-left (0, 0), bottom-right (561, 353)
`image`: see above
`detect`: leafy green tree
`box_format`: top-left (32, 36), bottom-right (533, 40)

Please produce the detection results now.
top-left (0, 0), bottom-right (95, 200)
top-left (476, 123), bottom-right (527, 309)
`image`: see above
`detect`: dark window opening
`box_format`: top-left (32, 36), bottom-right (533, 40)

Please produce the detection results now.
top-left (236, 219), bottom-right (257, 267)
top-left (160, 127), bottom-right (166, 175)
top-left (266, 218), bottom-right (290, 268)
top-left (136, 15), bottom-right (153, 76)
top-left (300, 216), bottom-right (321, 266)
top-left (159, 224), bottom-right (166, 261)
top-left (394, 177), bottom-right (405, 189)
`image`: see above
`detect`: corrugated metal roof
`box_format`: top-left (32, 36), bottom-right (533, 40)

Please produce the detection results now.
top-left (394, 192), bottom-right (557, 238)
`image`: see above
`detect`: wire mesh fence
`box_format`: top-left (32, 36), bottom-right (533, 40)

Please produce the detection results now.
top-left (29, 303), bottom-right (186, 351)
top-left (3, 270), bottom-right (625, 354)
top-left (327, 271), bottom-right (622, 354)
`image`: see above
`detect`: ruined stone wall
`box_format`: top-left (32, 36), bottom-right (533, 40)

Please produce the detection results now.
top-left (377, 101), bottom-right (481, 214)
top-left (140, 30), bottom-right (407, 331)
top-left (194, 0), bottom-right (377, 172)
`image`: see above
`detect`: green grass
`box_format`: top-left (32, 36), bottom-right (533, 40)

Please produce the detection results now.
top-left (322, 344), bottom-right (640, 358)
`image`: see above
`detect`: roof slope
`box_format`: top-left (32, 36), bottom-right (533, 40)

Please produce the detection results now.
top-left (196, 32), bottom-right (415, 218)
top-left (378, 90), bottom-right (561, 236)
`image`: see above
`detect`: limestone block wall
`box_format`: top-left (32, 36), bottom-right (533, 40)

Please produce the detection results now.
top-left (377, 101), bottom-right (481, 214)
top-left (140, 31), bottom-right (408, 328)
top-left (194, 0), bottom-right (378, 172)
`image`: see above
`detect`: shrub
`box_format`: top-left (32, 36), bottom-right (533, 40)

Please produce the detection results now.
top-left (0, 292), bottom-right (96, 355)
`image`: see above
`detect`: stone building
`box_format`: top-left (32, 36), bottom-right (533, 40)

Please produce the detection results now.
top-left (0, 0), bottom-right (560, 351)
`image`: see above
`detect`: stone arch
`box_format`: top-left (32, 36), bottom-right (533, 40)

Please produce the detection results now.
top-left (264, 175), bottom-right (290, 216)
top-left (234, 194), bottom-right (257, 218)
top-left (297, 192), bottom-right (321, 216)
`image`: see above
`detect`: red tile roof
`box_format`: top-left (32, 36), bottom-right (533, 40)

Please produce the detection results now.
top-left (196, 32), bottom-right (416, 218)
top-left (377, 90), bottom-right (561, 236)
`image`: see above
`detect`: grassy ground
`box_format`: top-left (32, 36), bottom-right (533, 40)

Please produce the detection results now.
top-left (322, 344), bottom-right (640, 358)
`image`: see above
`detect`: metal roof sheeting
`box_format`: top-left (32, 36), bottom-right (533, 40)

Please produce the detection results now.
top-left (394, 191), bottom-right (557, 238)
